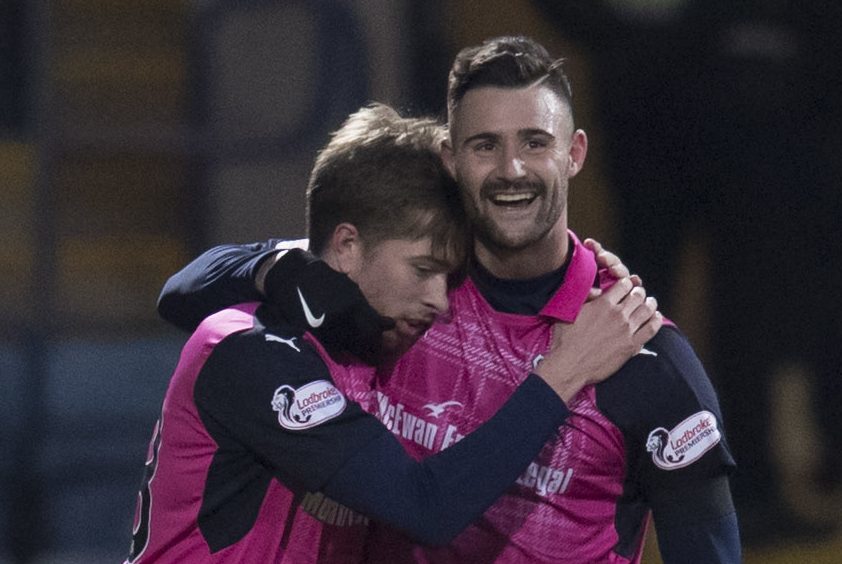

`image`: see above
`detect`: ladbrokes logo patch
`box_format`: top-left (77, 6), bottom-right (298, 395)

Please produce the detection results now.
top-left (271, 380), bottom-right (346, 430)
top-left (646, 410), bottom-right (721, 470)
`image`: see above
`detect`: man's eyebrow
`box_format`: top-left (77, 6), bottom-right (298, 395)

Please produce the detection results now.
top-left (519, 128), bottom-right (555, 140)
top-left (460, 132), bottom-right (499, 147)
top-left (461, 129), bottom-right (556, 147)
top-left (416, 255), bottom-right (457, 270)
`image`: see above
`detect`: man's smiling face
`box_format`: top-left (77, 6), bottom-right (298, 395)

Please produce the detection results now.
top-left (443, 83), bottom-right (584, 255)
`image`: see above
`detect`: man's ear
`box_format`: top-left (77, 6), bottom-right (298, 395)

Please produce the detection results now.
top-left (327, 223), bottom-right (364, 276)
top-left (441, 138), bottom-right (457, 179)
top-left (568, 129), bottom-right (588, 178)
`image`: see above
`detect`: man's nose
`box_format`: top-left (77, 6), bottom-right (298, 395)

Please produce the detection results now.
top-left (498, 146), bottom-right (526, 181)
top-left (425, 274), bottom-right (450, 315)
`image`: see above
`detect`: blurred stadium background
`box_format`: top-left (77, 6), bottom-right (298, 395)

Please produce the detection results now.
top-left (1, 1), bottom-right (840, 562)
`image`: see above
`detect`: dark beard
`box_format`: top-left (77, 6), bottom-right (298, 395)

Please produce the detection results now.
top-left (469, 178), bottom-right (554, 252)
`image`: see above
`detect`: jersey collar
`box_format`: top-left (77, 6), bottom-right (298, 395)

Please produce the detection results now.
top-left (538, 230), bottom-right (596, 323)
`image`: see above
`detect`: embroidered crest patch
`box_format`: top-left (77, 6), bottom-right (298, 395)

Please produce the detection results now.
top-left (646, 410), bottom-right (721, 470)
top-left (271, 380), bottom-right (346, 430)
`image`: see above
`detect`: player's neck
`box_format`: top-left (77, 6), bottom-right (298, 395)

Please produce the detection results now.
top-left (474, 226), bottom-right (569, 280)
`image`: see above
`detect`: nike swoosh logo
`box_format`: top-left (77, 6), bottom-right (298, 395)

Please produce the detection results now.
top-left (297, 287), bottom-right (325, 328)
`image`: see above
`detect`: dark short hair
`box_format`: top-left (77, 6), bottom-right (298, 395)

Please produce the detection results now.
top-left (307, 103), bottom-right (470, 274)
top-left (447, 36), bottom-right (573, 122)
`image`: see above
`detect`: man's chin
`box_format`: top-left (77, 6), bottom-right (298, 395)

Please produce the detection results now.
top-left (381, 331), bottom-right (420, 361)
top-left (478, 223), bottom-right (549, 253)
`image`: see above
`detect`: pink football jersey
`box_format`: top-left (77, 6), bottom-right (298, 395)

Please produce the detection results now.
top-left (365, 233), bottom-right (646, 564)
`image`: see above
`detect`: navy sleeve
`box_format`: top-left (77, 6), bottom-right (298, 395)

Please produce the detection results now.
top-left (636, 329), bottom-right (735, 486)
top-left (194, 328), bottom-right (568, 544)
top-left (597, 326), bottom-right (740, 562)
top-left (196, 322), bottom-right (386, 491)
top-left (197, 322), bottom-right (570, 545)
top-left (157, 241), bottom-right (281, 331)
top-left (655, 498), bottom-right (742, 564)
top-left (322, 373), bottom-right (569, 546)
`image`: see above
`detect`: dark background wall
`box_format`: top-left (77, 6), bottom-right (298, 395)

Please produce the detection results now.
top-left (0, 1), bottom-right (839, 562)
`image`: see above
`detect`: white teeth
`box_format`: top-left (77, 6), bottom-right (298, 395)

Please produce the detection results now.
top-left (492, 193), bottom-right (534, 203)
